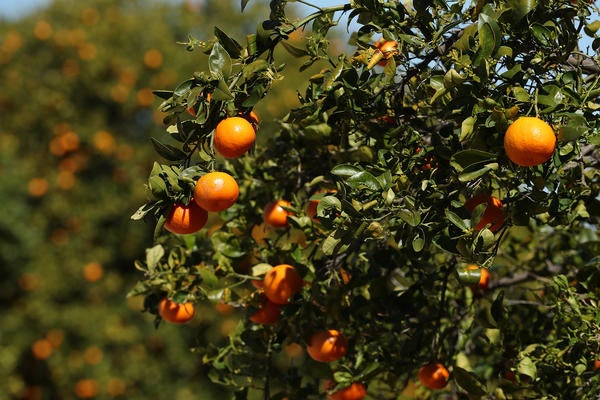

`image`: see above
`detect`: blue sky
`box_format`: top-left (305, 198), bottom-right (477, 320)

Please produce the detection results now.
top-left (0, 0), bottom-right (48, 19)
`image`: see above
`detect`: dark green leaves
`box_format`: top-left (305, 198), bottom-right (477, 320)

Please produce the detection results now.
top-left (450, 149), bottom-right (498, 182)
top-left (209, 42), bottom-right (232, 79)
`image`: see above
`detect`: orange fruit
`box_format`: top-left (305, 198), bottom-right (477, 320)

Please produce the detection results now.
top-left (249, 294), bottom-right (282, 324)
top-left (306, 329), bottom-right (348, 363)
top-left (31, 339), bottom-right (53, 360)
top-left (328, 382), bottom-right (367, 400)
top-left (158, 298), bottom-right (195, 324)
top-left (263, 200), bottom-right (293, 228)
top-left (504, 116), bottom-right (556, 166)
top-left (263, 264), bottom-right (304, 304)
top-left (164, 201), bottom-right (208, 235)
top-left (418, 362), bottom-right (450, 390)
top-left (594, 360), bottom-right (600, 371)
top-left (193, 171), bottom-right (239, 212)
top-left (83, 262), bottom-right (104, 282)
top-left (214, 116), bottom-right (256, 158)
top-left (465, 194), bottom-right (505, 232)
top-left (467, 264), bottom-right (491, 290)
top-left (74, 379), bottom-right (99, 398)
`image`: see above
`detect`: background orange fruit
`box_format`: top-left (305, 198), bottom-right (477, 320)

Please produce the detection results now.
top-left (465, 194), bottom-right (505, 232)
top-left (306, 329), bottom-right (348, 363)
top-left (418, 362), bottom-right (449, 390)
top-left (214, 116), bottom-right (256, 158)
top-left (263, 200), bottom-right (292, 228)
top-left (164, 201), bottom-right (208, 235)
top-left (158, 298), bottom-right (195, 324)
top-left (193, 171), bottom-right (239, 212)
top-left (263, 264), bottom-right (303, 304)
top-left (249, 294), bottom-right (282, 324)
top-left (327, 382), bottom-right (367, 400)
top-left (504, 116), bottom-right (556, 166)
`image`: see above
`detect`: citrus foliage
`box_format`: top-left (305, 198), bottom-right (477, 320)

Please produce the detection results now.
top-left (132, 0), bottom-right (600, 399)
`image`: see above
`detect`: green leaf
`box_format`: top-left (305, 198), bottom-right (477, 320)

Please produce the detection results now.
top-left (517, 356), bottom-right (537, 380)
top-left (331, 164), bottom-right (363, 178)
top-left (453, 366), bottom-right (487, 396)
top-left (412, 235), bottom-right (424, 252)
top-left (212, 78), bottom-right (234, 101)
top-left (476, 13), bottom-right (501, 64)
top-left (398, 209), bottom-right (421, 227)
top-left (208, 42), bottom-right (232, 79)
top-left (508, 0), bottom-right (536, 21)
top-left (150, 137), bottom-right (188, 162)
top-left (345, 171), bottom-right (382, 191)
top-left (490, 290), bottom-right (505, 325)
top-left (214, 26), bottom-right (242, 59)
top-left (450, 149), bottom-right (497, 173)
top-left (446, 209), bottom-right (469, 232)
top-left (146, 244), bottom-right (165, 271)
top-left (460, 116), bottom-right (476, 142)
top-left (280, 41), bottom-right (309, 58)
top-left (242, 59), bottom-right (269, 79)
top-left (457, 266), bottom-right (481, 286)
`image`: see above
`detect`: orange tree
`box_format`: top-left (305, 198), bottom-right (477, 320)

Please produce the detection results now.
top-left (131, 1), bottom-right (600, 399)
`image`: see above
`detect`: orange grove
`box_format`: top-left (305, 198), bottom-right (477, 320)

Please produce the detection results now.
top-left (263, 264), bottom-right (304, 305)
top-left (193, 171), bottom-right (239, 212)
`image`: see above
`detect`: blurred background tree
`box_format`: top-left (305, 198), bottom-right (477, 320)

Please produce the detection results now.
top-left (0, 0), bottom-right (316, 398)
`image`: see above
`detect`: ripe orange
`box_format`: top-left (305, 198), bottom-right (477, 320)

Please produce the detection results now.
top-left (263, 200), bottom-right (293, 228)
top-left (249, 294), bottom-right (282, 324)
top-left (306, 329), bottom-right (348, 363)
top-left (465, 194), bottom-right (505, 232)
top-left (594, 360), bottom-right (600, 371)
top-left (158, 298), bottom-right (195, 324)
top-left (74, 378), bottom-right (99, 399)
top-left (328, 382), bottom-right (367, 400)
top-left (263, 264), bottom-right (303, 304)
top-left (504, 116), bottom-right (556, 166)
top-left (164, 201), bottom-right (208, 235)
top-left (418, 362), bottom-right (449, 390)
top-left (193, 171), bottom-right (239, 212)
top-left (214, 116), bottom-right (256, 158)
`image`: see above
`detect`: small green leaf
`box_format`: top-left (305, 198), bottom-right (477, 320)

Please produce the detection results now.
top-left (517, 356), bottom-right (537, 380)
top-left (457, 266), bottom-right (481, 286)
top-left (242, 59), bottom-right (269, 79)
top-left (331, 164), bottom-right (364, 178)
top-left (398, 209), bottom-right (421, 227)
top-left (214, 26), bottom-right (242, 59)
top-left (208, 42), bottom-right (232, 79)
top-left (453, 366), bottom-right (487, 396)
top-left (412, 235), bottom-right (424, 252)
top-left (146, 244), bottom-right (165, 271)
top-left (446, 209), bottom-right (469, 232)
top-left (150, 137), bottom-right (188, 162)
top-left (345, 171), bottom-right (382, 191)
top-left (280, 41), bottom-right (309, 58)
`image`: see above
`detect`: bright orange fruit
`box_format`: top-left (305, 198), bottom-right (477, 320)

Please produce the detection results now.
top-left (193, 171), bottom-right (239, 212)
top-left (306, 329), bottom-right (348, 363)
top-left (504, 116), bottom-right (556, 166)
top-left (164, 201), bottom-right (208, 235)
top-left (158, 298), bottom-right (195, 324)
top-left (214, 116), bottom-right (256, 158)
top-left (263, 264), bottom-right (303, 304)
top-left (328, 382), bottom-right (367, 400)
top-left (263, 200), bottom-right (292, 228)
